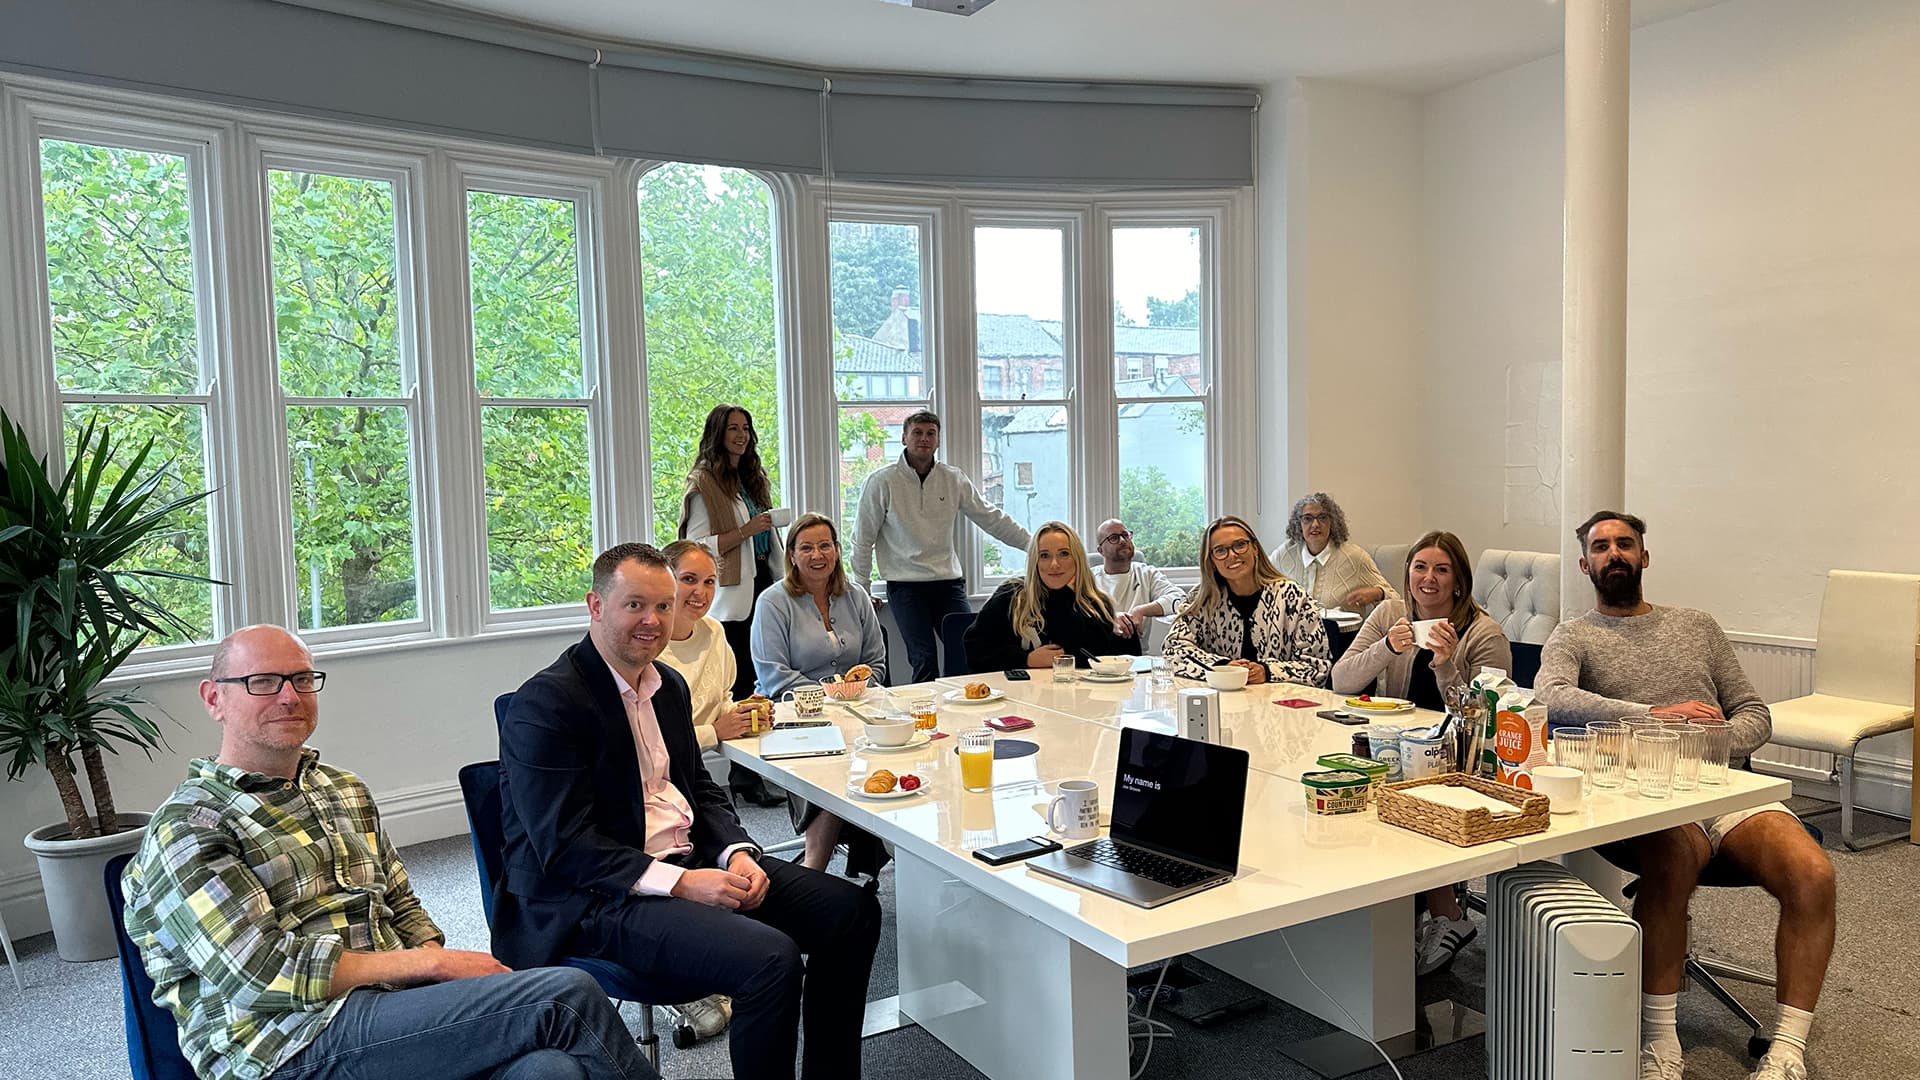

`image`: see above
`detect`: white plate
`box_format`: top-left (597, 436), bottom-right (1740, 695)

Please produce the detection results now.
top-left (854, 731), bottom-right (934, 754)
top-left (845, 777), bottom-right (930, 800)
top-left (1079, 671), bottom-right (1135, 684)
top-left (1343, 698), bottom-right (1416, 715)
top-left (943, 687), bottom-right (1005, 705)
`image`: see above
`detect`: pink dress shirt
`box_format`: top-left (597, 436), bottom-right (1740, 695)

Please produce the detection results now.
top-left (603, 657), bottom-right (702, 896)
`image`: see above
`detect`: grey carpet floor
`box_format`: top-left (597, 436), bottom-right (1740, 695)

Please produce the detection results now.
top-left (2, 795), bottom-right (1915, 1079)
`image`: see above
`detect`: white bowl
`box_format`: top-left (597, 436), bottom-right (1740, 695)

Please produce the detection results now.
top-left (1205, 665), bottom-right (1249, 691)
top-left (1089, 655), bottom-right (1133, 677)
top-left (863, 716), bottom-right (916, 747)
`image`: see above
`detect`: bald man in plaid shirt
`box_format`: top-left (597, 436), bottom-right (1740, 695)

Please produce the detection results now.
top-left (122, 626), bottom-right (656, 1080)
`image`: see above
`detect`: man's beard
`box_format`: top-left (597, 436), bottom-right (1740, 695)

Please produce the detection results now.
top-left (1589, 560), bottom-right (1643, 608)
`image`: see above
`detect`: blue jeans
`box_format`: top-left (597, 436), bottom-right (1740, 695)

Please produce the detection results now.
top-left (885, 578), bottom-right (970, 682)
top-left (275, 966), bottom-right (656, 1080)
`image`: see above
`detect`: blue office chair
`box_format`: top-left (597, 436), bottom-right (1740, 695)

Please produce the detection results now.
top-left (458, 755), bottom-right (689, 1061)
top-left (105, 853), bottom-right (198, 1080)
top-left (939, 610), bottom-right (975, 676)
top-left (1509, 641), bottom-right (1544, 689)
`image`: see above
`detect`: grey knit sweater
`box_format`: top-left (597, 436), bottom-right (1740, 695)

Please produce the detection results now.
top-left (1534, 605), bottom-right (1771, 760)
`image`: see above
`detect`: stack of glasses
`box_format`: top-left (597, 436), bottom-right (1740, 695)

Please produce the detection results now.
top-left (1561, 716), bottom-right (1733, 800)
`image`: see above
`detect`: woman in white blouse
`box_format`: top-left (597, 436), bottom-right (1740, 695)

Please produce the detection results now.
top-left (657, 539), bottom-right (783, 807)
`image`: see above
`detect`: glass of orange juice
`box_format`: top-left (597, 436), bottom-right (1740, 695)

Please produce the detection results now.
top-left (909, 696), bottom-right (939, 732)
top-left (958, 728), bottom-right (995, 791)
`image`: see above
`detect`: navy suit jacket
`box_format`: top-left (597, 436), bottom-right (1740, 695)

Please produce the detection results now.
top-left (492, 634), bottom-right (755, 969)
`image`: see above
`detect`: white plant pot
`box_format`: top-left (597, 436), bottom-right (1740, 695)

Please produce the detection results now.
top-left (23, 812), bottom-right (151, 962)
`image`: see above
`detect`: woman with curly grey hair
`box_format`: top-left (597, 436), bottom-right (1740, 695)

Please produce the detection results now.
top-left (1270, 491), bottom-right (1398, 615)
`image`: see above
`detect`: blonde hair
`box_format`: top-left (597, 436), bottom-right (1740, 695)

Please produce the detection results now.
top-left (1008, 522), bottom-right (1117, 650)
top-left (780, 513), bottom-right (849, 598)
top-left (1187, 515), bottom-right (1288, 615)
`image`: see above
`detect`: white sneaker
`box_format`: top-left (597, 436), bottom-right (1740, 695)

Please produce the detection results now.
top-left (1749, 1054), bottom-right (1808, 1080)
top-left (1640, 1043), bottom-right (1686, 1080)
top-left (1416, 913), bottom-right (1478, 976)
top-left (675, 994), bottom-right (731, 1039)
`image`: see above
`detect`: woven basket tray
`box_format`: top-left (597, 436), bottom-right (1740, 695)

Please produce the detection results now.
top-left (1375, 772), bottom-right (1550, 846)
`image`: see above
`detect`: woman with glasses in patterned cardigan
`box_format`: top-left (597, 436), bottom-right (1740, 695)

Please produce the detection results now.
top-left (1164, 515), bottom-right (1332, 686)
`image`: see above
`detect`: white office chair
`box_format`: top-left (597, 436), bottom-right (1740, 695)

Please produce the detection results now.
top-left (1765, 570), bottom-right (1920, 850)
top-left (1368, 543), bottom-right (1410, 593)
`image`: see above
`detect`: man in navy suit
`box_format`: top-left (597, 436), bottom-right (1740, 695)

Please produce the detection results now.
top-left (494, 542), bottom-right (882, 1080)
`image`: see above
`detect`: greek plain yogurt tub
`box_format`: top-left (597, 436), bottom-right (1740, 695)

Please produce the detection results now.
top-left (1302, 769), bottom-right (1372, 815)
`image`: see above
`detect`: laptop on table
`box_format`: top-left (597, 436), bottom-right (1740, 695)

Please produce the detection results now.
top-left (1027, 728), bottom-right (1249, 908)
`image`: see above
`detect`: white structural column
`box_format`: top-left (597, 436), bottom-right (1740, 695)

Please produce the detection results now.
top-left (1560, 0), bottom-right (1631, 617)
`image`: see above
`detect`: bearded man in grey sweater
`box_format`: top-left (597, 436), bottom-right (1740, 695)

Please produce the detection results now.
top-left (1536, 511), bottom-right (1834, 1080)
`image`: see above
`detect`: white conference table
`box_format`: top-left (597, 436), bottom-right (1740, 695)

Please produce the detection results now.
top-left (723, 671), bottom-right (1790, 1080)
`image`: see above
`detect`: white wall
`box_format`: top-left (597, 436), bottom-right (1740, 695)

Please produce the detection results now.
top-left (0, 628), bottom-right (586, 937)
top-left (1262, 78), bottom-right (1428, 552)
top-left (1421, 0), bottom-right (1920, 635)
top-left (1420, 0), bottom-right (1920, 795)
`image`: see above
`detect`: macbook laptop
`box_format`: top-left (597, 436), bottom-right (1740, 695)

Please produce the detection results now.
top-left (757, 725), bottom-right (848, 761)
top-left (1027, 728), bottom-right (1248, 908)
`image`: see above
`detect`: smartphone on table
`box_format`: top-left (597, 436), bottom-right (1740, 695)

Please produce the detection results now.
top-left (972, 836), bottom-right (1063, 866)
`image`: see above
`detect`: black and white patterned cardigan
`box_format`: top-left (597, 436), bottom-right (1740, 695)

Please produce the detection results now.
top-left (1163, 578), bottom-right (1332, 687)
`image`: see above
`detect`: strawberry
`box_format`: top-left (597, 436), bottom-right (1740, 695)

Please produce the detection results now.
top-left (1358, 695), bottom-right (1372, 702)
top-left (898, 774), bottom-right (922, 791)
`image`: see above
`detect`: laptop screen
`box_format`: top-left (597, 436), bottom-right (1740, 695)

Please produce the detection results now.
top-left (1109, 728), bottom-right (1249, 873)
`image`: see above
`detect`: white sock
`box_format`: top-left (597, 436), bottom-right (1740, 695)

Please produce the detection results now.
top-left (1768, 1003), bottom-right (1814, 1065)
top-left (1642, 992), bottom-right (1681, 1057)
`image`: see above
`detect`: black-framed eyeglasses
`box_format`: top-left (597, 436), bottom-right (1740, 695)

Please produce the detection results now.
top-left (1209, 538), bottom-right (1254, 562)
top-left (215, 671), bottom-right (327, 696)
top-left (1098, 530), bottom-right (1133, 545)
top-left (1299, 513), bottom-right (1332, 526)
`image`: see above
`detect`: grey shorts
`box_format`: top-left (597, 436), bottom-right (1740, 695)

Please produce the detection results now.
top-left (1693, 801), bottom-right (1796, 854)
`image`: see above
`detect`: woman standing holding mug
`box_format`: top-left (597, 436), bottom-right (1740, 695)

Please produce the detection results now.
top-left (679, 403), bottom-right (786, 702)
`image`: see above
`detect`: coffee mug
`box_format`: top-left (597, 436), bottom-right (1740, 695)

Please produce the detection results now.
top-left (782, 683), bottom-right (825, 717)
top-left (1532, 764), bottom-right (1584, 813)
top-left (769, 507), bottom-right (794, 528)
top-left (1048, 779), bottom-right (1101, 840)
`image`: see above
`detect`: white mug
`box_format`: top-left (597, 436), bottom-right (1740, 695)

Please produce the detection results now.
top-left (782, 683), bottom-right (825, 717)
top-left (1047, 779), bottom-right (1101, 840)
top-left (1532, 765), bottom-right (1584, 813)
top-left (768, 507), bottom-right (794, 528)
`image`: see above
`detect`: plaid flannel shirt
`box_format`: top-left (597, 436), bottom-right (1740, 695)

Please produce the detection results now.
top-left (122, 750), bottom-right (444, 1080)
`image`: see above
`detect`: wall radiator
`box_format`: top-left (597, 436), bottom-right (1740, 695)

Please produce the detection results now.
top-left (1488, 862), bottom-right (1641, 1080)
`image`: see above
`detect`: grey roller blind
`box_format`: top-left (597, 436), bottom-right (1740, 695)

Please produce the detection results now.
top-left (828, 90), bottom-right (1256, 188)
top-left (594, 65), bottom-right (823, 174)
top-left (0, 0), bottom-right (598, 154)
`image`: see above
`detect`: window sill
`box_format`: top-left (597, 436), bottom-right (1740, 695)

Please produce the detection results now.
top-left (104, 620), bottom-right (589, 688)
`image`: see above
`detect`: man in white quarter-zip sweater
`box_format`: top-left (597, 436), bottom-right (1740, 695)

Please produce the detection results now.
top-left (851, 410), bottom-right (1031, 682)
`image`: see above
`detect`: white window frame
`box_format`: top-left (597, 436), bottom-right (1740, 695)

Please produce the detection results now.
top-left (453, 165), bottom-right (614, 630)
top-left (6, 99), bottom-right (242, 667)
top-left (1104, 210), bottom-right (1223, 574)
top-left (254, 141), bottom-right (436, 644)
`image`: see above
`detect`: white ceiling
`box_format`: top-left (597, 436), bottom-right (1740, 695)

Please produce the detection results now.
top-left (432, 0), bottom-right (1729, 93)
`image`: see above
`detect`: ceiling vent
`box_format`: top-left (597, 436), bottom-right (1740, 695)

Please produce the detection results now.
top-left (878, 0), bottom-right (1000, 15)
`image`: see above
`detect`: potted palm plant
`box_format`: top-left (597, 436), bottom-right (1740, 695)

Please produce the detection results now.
top-left (0, 411), bottom-right (216, 960)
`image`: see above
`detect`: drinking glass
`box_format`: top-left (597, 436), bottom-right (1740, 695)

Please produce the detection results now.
top-left (1148, 656), bottom-right (1174, 691)
top-left (1689, 717), bottom-right (1733, 786)
top-left (1621, 715), bottom-right (1665, 785)
top-left (1670, 724), bottom-right (1707, 792)
top-left (959, 727), bottom-right (996, 791)
top-left (908, 696), bottom-right (939, 732)
top-left (1633, 729), bottom-right (1681, 800)
top-left (1552, 730), bottom-right (1596, 797)
top-left (1052, 656), bottom-right (1077, 684)
top-left (1585, 720), bottom-right (1629, 790)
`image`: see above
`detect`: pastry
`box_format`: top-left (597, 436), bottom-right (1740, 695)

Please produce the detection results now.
top-left (863, 770), bottom-right (898, 794)
top-left (964, 682), bottom-right (992, 700)
top-left (844, 664), bottom-right (873, 682)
